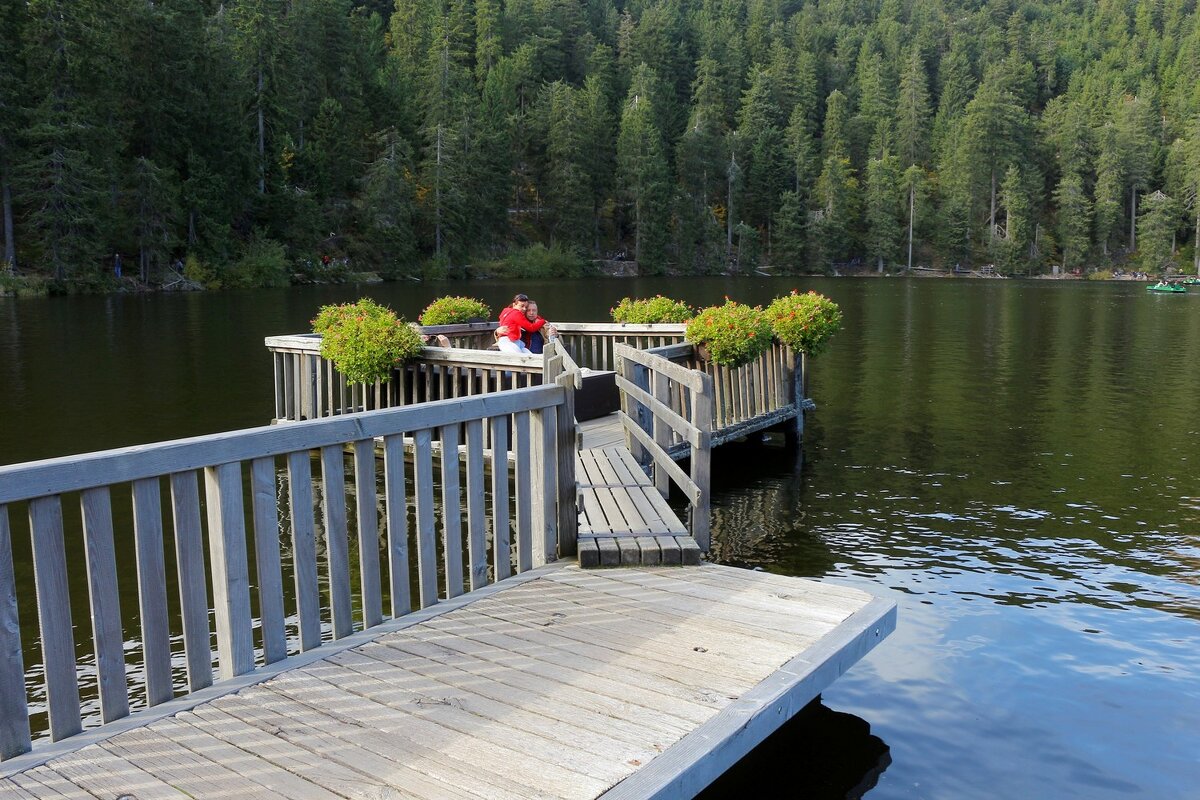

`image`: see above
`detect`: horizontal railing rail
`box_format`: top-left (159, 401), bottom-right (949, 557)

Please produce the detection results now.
top-left (0, 386), bottom-right (571, 762)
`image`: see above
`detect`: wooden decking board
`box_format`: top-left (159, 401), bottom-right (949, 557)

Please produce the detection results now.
top-left (207, 691), bottom-right (463, 800)
top-left (497, 589), bottom-right (805, 677)
top-left (548, 568), bottom-right (851, 638)
top-left (267, 664), bottom-right (615, 792)
top-left (44, 746), bottom-right (195, 800)
top-left (298, 650), bottom-right (660, 783)
top-left (488, 601), bottom-right (783, 689)
top-left (264, 673), bottom-right (609, 800)
top-left (418, 620), bottom-right (728, 725)
top-left (370, 630), bottom-right (695, 741)
top-left (362, 637), bottom-right (684, 746)
top-left (147, 716), bottom-right (343, 800)
top-left (184, 704), bottom-right (380, 799)
top-left (225, 683), bottom-right (565, 800)
top-left (5, 564), bottom-right (893, 800)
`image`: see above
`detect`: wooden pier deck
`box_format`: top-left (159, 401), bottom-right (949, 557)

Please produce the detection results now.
top-left (0, 323), bottom-right (893, 797)
top-left (0, 563), bottom-right (894, 800)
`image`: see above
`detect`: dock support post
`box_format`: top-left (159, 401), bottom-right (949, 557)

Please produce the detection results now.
top-left (691, 373), bottom-right (714, 552)
top-left (787, 350), bottom-right (805, 448)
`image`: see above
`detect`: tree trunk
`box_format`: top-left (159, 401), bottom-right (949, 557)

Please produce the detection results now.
top-left (257, 65), bottom-right (266, 194)
top-left (989, 169), bottom-right (997, 240)
top-left (726, 152), bottom-right (736, 266)
top-left (907, 183), bottom-right (915, 271)
top-left (434, 124), bottom-right (443, 258)
top-left (1, 165), bottom-right (14, 270)
top-left (1129, 187), bottom-right (1137, 249)
top-left (634, 198), bottom-right (642, 264)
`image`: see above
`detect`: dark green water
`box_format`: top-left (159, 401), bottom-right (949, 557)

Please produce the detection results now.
top-left (2, 278), bottom-right (1199, 798)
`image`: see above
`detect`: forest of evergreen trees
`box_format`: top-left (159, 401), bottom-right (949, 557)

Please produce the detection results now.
top-left (2, 0), bottom-right (1199, 288)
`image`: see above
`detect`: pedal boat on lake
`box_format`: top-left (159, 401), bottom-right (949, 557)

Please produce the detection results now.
top-left (1147, 281), bottom-right (1188, 293)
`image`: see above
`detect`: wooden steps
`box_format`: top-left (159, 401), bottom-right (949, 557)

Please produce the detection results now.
top-left (576, 447), bottom-right (700, 568)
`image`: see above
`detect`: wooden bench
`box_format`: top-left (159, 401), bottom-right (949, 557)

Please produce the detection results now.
top-left (577, 446), bottom-right (701, 568)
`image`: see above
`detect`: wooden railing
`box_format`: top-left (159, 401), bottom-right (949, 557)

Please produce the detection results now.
top-left (682, 340), bottom-right (804, 443)
top-left (613, 343), bottom-right (713, 551)
top-left (265, 322), bottom-right (688, 424)
top-left (0, 385), bottom-right (575, 761)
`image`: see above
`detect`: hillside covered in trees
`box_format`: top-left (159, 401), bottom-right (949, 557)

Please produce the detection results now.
top-left (1, 0), bottom-right (1199, 288)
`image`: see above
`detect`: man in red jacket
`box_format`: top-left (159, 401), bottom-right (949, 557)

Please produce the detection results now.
top-left (496, 293), bottom-right (545, 354)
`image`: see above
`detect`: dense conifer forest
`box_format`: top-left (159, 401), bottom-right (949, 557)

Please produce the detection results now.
top-left (1, 0), bottom-right (1199, 288)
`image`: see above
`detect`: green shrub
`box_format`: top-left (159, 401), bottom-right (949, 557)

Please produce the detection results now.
top-left (312, 298), bottom-right (424, 384)
top-left (226, 235), bottom-right (289, 288)
top-left (184, 254), bottom-right (222, 289)
top-left (1086, 269), bottom-right (1113, 281)
top-left (610, 295), bottom-right (693, 324)
top-left (419, 295), bottom-right (491, 325)
top-left (684, 299), bottom-right (773, 368)
top-left (500, 243), bottom-right (587, 278)
top-left (765, 290), bottom-right (843, 355)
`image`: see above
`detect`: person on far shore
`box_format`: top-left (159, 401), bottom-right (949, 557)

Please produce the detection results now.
top-left (496, 293), bottom-right (545, 354)
top-left (522, 300), bottom-right (558, 354)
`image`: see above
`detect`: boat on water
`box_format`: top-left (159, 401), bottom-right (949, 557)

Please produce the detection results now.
top-left (1147, 281), bottom-right (1188, 293)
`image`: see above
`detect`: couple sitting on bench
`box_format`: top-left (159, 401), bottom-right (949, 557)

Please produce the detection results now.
top-left (494, 293), bottom-right (557, 354)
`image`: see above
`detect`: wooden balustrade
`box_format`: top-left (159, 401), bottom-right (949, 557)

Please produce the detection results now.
top-left (613, 343), bottom-right (713, 551)
top-left (0, 386), bottom-right (573, 761)
top-left (265, 323), bottom-right (687, 424)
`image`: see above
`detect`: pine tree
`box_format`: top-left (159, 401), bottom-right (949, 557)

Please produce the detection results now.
top-left (895, 49), bottom-right (931, 168)
top-left (1053, 171), bottom-right (1092, 272)
top-left (617, 65), bottom-right (671, 272)
top-left (864, 153), bottom-right (902, 271)
top-left (1137, 190), bottom-right (1179, 272)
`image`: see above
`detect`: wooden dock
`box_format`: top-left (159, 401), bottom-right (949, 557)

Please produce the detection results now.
top-left (0, 321), bottom-right (894, 797)
top-left (0, 563), bottom-right (894, 799)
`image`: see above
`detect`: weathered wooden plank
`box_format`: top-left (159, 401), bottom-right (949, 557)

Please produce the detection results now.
top-left (678, 536), bottom-right (702, 565)
top-left (319, 445), bottom-right (353, 639)
top-left (203, 463), bottom-right (254, 680)
top-left (635, 536), bottom-right (662, 566)
top-left (382, 434), bottom-right (411, 618)
top-left (597, 537), bottom-right (620, 567)
top-left (0, 505), bottom-right (31, 759)
top-left (132, 478), bottom-right (173, 707)
top-left (44, 746), bottom-right (193, 800)
top-left (577, 537), bottom-right (600, 568)
top-left (537, 406), bottom-right (558, 566)
top-left (286, 452), bottom-right (322, 652)
top-left (412, 429), bottom-right (439, 608)
top-left (155, 715), bottom-right (346, 799)
top-left (656, 535), bottom-right (683, 566)
top-left (185, 704), bottom-right (395, 800)
top-left (616, 537), bottom-right (641, 566)
top-left (554, 374), bottom-right (578, 557)
top-left (250, 457), bottom-right (287, 664)
top-left (169, 472), bottom-right (213, 693)
top-left (438, 424), bottom-right (464, 599)
top-left (28, 497), bottom-right (81, 741)
top-left (514, 412), bottom-right (533, 574)
top-left (79, 488), bottom-right (128, 724)
top-left (464, 419), bottom-right (488, 592)
top-left (489, 417), bottom-right (511, 581)
top-left (352, 441), bottom-right (383, 629)
top-left (691, 372), bottom-right (714, 552)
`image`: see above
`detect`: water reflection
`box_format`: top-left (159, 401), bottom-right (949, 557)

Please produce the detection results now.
top-left (697, 697), bottom-right (890, 799)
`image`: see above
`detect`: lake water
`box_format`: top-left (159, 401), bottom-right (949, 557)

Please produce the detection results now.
top-left (2, 277), bottom-right (1198, 798)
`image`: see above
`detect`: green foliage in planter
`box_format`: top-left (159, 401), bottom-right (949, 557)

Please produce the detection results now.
top-left (684, 299), bottom-right (772, 368)
top-left (312, 298), bottom-right (424, 384)
top-left (610, 295), bottom-right (693, 324)
top-left (419, 295), bottom-right (492, 325)
top-left (765, 290), bottom-right (843, 355)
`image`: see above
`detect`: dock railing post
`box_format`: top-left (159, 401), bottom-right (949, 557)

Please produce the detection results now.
top-left (546, 342), bottom-right (579, 558)
top-left (691, 372), bottom-right (714, 552)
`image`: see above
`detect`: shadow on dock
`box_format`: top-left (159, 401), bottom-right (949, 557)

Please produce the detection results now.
top-left (697, 697), bottom-right (891, 799)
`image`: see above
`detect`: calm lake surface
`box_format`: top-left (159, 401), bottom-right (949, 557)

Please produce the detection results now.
top-left (2, 277), bottom-right (1199, 798)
